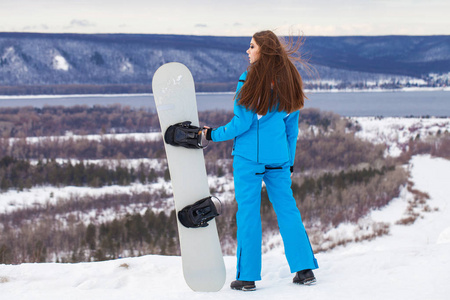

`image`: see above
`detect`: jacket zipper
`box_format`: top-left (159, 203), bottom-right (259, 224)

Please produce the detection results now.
top-left (257, 119), bottom-right (260, 163)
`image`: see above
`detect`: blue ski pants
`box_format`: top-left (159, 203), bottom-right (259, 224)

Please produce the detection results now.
top-left (233, 155), bottom-right (318, 281)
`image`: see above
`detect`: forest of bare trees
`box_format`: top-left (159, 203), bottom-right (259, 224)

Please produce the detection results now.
top-left (1, 105), bottom-right (448, 264)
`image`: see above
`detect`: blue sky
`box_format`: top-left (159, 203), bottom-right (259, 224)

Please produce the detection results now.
top-left (1, 0), bottom-right (449, 36)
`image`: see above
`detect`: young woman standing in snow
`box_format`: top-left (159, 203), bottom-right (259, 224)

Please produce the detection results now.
top-left (203, 30), bottom-right (318, 291)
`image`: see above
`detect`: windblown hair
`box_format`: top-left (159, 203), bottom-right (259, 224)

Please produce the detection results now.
top-left (237, 30), bottom-right (308, 115)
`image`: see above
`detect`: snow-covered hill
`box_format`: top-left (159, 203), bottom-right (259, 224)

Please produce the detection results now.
top-left (0, 154), bottom-right (449, 299)
top-left (1, 33), bottom-right (449, 92)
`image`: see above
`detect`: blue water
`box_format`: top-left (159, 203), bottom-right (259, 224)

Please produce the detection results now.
top-left (1, 90), bottom-right (449, 117)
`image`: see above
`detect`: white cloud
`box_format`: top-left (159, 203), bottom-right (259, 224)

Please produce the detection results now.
top-left (69, 19), bottom-right (96, 28)
top-left (0, 0), bottom-right (448, 36)
top-left (22, 24), bottom-right (50, 31)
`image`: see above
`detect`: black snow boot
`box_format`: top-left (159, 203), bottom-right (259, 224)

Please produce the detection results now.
top-left (293, 269), bottom-right (316, 285)
top-left (230, 280), bottom-right (256, 291)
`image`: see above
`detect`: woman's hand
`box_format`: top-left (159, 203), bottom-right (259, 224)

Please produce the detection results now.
top-left (201, 126), bottom-right (212, 145)
top-left (202, 126), bottom-right (211, 140)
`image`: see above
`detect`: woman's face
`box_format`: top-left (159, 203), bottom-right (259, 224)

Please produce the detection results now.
top-left (246, 37), bottom-right (260, 64)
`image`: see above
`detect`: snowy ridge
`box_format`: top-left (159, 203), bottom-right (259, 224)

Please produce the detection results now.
top-left (0, 155), bottom-right (449, 299)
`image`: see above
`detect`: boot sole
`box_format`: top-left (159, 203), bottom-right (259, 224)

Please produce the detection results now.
top-left (231, 285), bottom-right (256, 291)
top-left (294, 277), bottom-right (316, 286)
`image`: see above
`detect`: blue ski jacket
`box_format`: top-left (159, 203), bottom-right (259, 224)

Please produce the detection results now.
top-left (211, 71), bottom-right (300, 166)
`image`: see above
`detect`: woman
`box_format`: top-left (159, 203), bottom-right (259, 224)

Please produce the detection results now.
top-left (204, 30), bottom-right (318, 291)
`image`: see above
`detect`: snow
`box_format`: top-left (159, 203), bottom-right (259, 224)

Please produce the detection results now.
top-left (306, 86), bottom-right (450, 93)
top-left (0, 174), bottom-right (235, 225)
top-left (0, 181), bottom-right (170, 214)
top-left (120, 61), bottom-right (134, 73)
top-left (429, 72), bottom-right (450, 82)
top-left (438, 227), bottom-right (450, 244)
top-left (1, 47), bottom-right (17, 62)
top-left (9, 132), bottom-right (161, 145)
top-left (26, 157), bottom-right (164, 170)
top-left (52, 55), bottom-right (69, 71)
top-left (1, 155), bottom-right (449, 299)
top-left (2, 117), bottom-right (450, 297)
top-left (350, 117), bottom-right (450, 157)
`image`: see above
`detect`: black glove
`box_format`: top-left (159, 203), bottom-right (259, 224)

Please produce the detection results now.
top-left (205, 128), bottom-right (214, 141)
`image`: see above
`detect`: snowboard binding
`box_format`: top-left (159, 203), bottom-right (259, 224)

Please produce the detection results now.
top-left (164, 121), bottom-right (208, 149)
top-left (178, 196), bottom-right (221, 228)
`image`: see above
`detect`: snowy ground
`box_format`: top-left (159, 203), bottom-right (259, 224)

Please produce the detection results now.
top-left (0, 154), bottom-right (449, 299)
top-left (350, 116), bottom-right (450, 157)
top-left (0, 180), bottom-right (170, 214)
top-left (8, 132), bottom-right (161, 146)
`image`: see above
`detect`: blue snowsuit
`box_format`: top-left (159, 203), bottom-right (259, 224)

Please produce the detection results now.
top-left (210, 71), bottom-right (319, 281)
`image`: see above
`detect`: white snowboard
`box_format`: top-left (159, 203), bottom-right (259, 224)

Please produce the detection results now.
top-left (152, 62), bottom-right (226, 292)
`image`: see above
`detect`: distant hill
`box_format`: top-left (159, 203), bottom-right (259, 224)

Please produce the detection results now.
top-left (0, 32), bottom-right (449, 94)
top-left (303, 35), bottom-right (450, 76)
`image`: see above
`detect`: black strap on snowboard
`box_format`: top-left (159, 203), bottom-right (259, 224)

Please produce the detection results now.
top-left (164, 121), bottom-right (208, 149)
top-left (178, 196), bottom-right (221, 228)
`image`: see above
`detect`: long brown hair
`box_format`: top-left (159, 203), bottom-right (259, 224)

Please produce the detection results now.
top-left (237, 30), bottom-right (308, 115)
